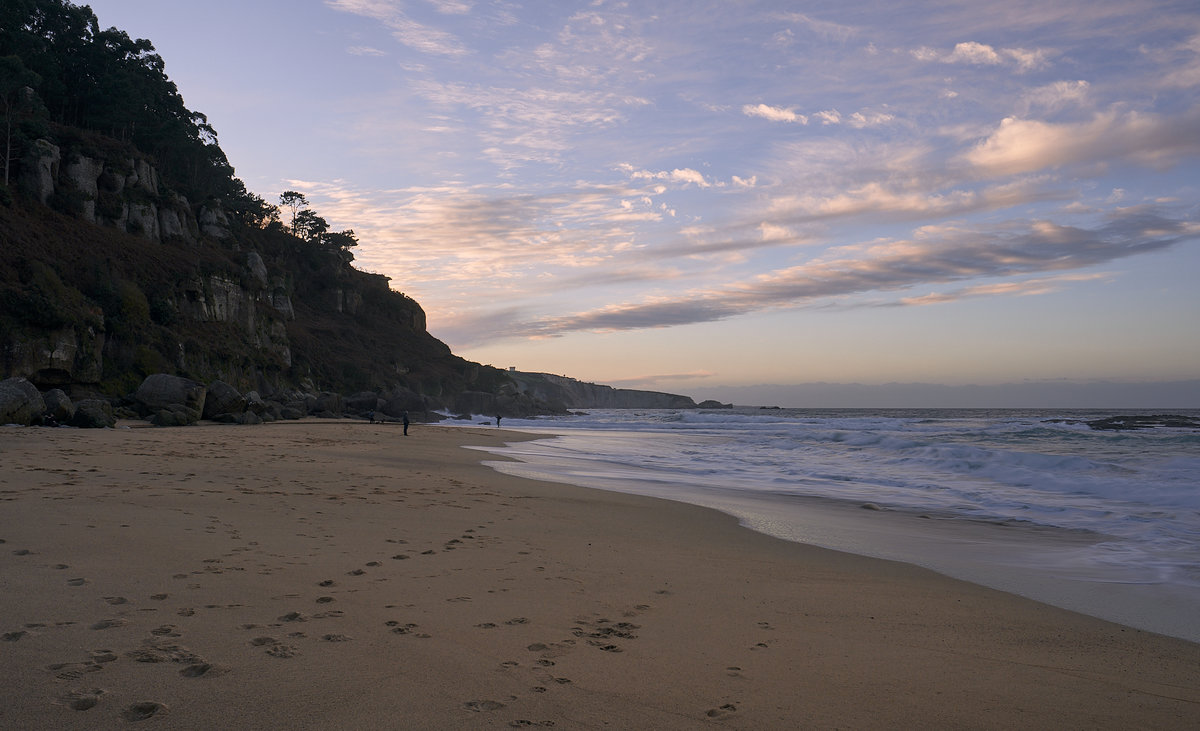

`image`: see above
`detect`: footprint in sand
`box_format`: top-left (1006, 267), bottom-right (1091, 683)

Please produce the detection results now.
top-left (180, 663), bottom-right (222, 678)
top-left (463, 700), bottom-right (506, 712)
top-left (3, 631), bottom-right (27, 642)
top-left (90, 619), bottom-right (127, 631)
top-left (122, 701), bottom-right (167, 722)
top-left (67, 578), bottom-right (87, 587)
top-left (265, 644), bottom-right (298, 658)
top-left (705, 703), bottom-right (738, 718)
top-left (63, 688), bottom-right (104, 711)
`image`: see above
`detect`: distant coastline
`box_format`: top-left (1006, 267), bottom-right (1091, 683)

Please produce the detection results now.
top-left (693, 379), bottom-right (1200, 410)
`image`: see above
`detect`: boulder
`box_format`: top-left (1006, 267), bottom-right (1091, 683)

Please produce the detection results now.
top-left (134, 374), bottom-right (206, 416)
top-left (345, 391), bottom-right (382, 413)
top-left (244, 391), bottom-right (269, 415)
top-left (42, 388), bottom-right (75, 423)
top-left (70, 399), bottom-right (115, 429)
top-left (149, 404), bottom-right (200, 427)
top-left (453, 390), bottom-right (497, 417)
top-left (202, 380), bottom-right (246, 420)
top-left (381, 389), bottom-right (426, 417)
top-left (314, 392), bottom-right (342, 415)
top-left (280, 406), bottom-right (305, 420)
top-left (0, 378), bottom-right (46, 425)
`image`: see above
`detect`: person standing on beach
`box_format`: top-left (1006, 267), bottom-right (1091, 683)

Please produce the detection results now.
top-left (402, 410), bottom-right (410, 436)
top-left (496, 415), bottom-right (501, 428)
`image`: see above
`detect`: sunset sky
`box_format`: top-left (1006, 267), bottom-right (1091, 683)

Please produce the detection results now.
top-left (84, 0), bottom-right (1200, 406)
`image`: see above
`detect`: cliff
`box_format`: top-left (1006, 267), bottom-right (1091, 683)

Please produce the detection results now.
top-left (508, 372), bottom-right (699, 410)
top-left (0, 138), bottom-right (491, 404)
top-left (0, 1), bottom-right (703, 419)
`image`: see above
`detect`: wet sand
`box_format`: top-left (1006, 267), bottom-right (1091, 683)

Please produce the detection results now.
top-left (1, 422), bottom-right (1198, 729)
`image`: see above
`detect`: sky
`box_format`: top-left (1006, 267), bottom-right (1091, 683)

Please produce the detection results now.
top-left (82, 0), bottom-right (1200, 407)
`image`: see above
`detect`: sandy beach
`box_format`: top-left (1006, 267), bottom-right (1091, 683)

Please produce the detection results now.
top-left (1, 422), bottom-right (1198, 729)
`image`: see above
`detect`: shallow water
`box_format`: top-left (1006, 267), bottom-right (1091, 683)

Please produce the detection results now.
top-left (452, 408), bottom-right (1200, 642)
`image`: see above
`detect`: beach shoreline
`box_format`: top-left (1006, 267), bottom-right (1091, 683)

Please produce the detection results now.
top-left (2, 421), bottom-right (1198, 729)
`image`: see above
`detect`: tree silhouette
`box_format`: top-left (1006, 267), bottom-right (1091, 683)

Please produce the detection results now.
top-left (279, 190), bottom-right (307, 236)
top-left (1, 55), bottom-right (43, 186)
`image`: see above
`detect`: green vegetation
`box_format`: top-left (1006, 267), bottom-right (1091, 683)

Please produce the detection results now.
top-left (0, 0), bottom-right (512, 403)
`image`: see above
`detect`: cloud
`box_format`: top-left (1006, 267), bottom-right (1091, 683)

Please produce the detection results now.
top-left (847, 110), bottom-right (896, 128)
top-left (964, 106), bottom-right (1200, 176)
top-left (513, 209), bottom-right (1197, 336)
top-left (622, 164), bottom-right (713, 188)
top-left (898, 273), bottom-right (1110, 306)
top-left (946, 41), bottom-right (1002, 65)
top-left (912, 41), bottom-right (1052, 72)
top-left (427, 0), bottom-right (471, 13)
top-left (346, 45), bottom-right (387, 56)
top-left (415, 82), bottom-right (649, 167)
top-left (744, 104), bottom-right (893, 128)
top-left (1019, 80), bottom-right (1090, 114)
top-left (325, 0), bottom-right (469, 56)
top-left (773, 12), bottom-right (857, 42)
top-left (743, 103), bottom-right (807, 124)
top-left (765, 176), bottom-right (1068, 227)
top-left (813, 109), bottom-right (841, 125)
top-left (606, 371), bottom-right (717, 387)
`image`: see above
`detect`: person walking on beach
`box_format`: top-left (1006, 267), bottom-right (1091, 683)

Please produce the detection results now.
top-left (496, 414), bottom-right (501, 428)
top-left (402, 410), bottom-right (410, 436)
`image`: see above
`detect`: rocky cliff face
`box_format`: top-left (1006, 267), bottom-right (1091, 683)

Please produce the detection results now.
top-left (2, 136), bottom-right (695, 414)
top-left (1, 136), bottom-right (442, 401)
top-left (508, 372), bottom-right (698, 410)
top-left (18, 138), bottom-right (213, 243)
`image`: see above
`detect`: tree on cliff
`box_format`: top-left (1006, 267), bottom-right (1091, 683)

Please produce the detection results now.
top-left (294, 208), bottom-right (329, 242)
top-left (279, 190), bottom-right (307, 235)
top-left (0, 55), bottom-right (44, 186)
top-left (0, 0), bottom-right (261, 219)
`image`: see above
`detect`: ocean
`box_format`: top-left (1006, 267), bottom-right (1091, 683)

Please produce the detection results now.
top-left (447, 408), bottom-right (1200, 643)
